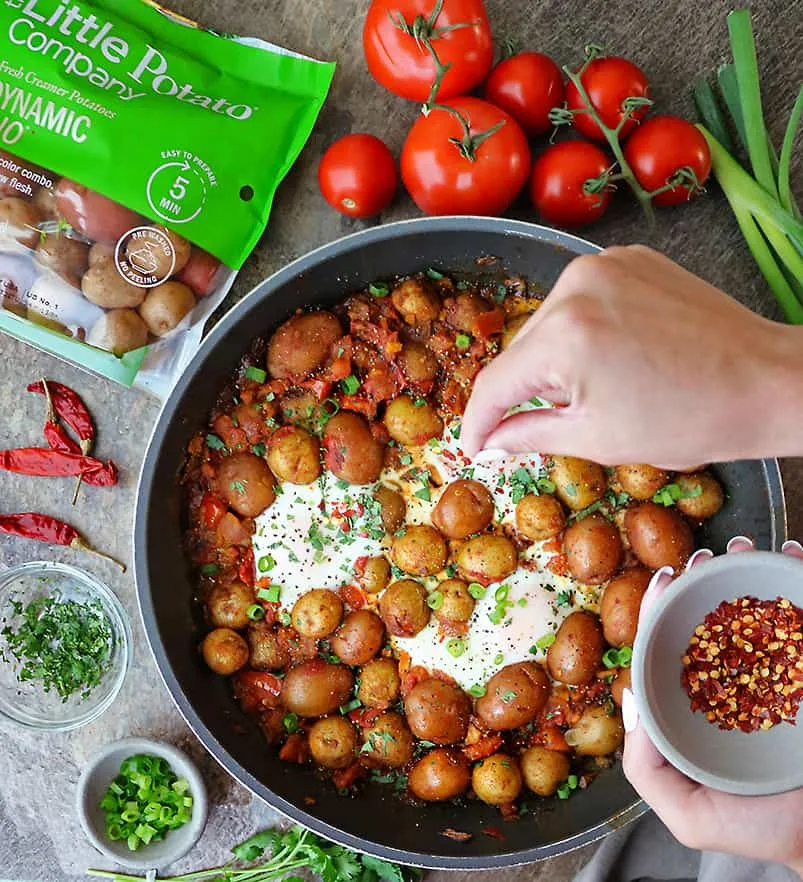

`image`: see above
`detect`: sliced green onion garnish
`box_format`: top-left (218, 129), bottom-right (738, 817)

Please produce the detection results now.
top-left (494, 584), bottom-right (510, 602)
top-left (341, 375), bottom-right (360, 396)
top-left (339, 698), bottom-right (361, 714)
top-left (283, 713), bottom-right (300, 732)
top-left (369, 282), bottom-right (389, 297)
top-left (257, 585), bottom-right (281, 603)
top-left (455, 333), bottom-right (471, 350)
top-left (535, 633), bottom-right (556, 651)
top-left (427, 591), bottom-right (444, 610)
top-left (247, 604), bottom-right (265, 621)
top-left (492, 652), bottom-right (504, 665)
top-left (446, 638), bottom-right (466, 658)
top-left (245, 365), bottom-right (267, 383)
top-left (200, 563), bottom-right (219, 575)
top-left (469, 684), bottom-right (486, 698)
top-left (468, 582), bottom-right (486, 600)
top-left (257, 554), bottom-right (275, 573)
top-left (206, 433), bottom-right (227, 451)
top-left (426, 268), bottom-right (445, 280)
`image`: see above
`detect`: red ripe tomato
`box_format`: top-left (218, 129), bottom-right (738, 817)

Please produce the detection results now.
top-left (318, 134), bottom-right (398, 218)
top-left (401, 96), bottom-right (531, 216)
top-left (565, 56), bottom-right (650, 142)
top-left (530, 140), bottom-right (612, 228)
top-left (363, 0), bottom-right (494, 103)
top-left (623, 115), bottom-right (712, 207)
top-left (483, 51), bottom-right (565, 137)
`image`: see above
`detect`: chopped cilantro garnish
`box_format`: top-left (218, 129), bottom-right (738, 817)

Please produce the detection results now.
top-left (206, 434), bottom-right (227, 451)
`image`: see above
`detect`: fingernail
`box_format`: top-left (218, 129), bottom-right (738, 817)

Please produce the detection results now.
top-left (727, 535), bottom-right (755, 553)
top-left (685, 548), bottom-right (714, 570)
top-left (782, 540), bottom-right (803, 554)
top-left (473, 448), bottom-right (510, 463)
top-left (622, 688), bottom-right (638, 733)
top-left (645, 565), bottom-right (674, 596)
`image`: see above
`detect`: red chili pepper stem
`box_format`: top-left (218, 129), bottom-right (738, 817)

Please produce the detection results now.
top-left (70, 537), bottom-right (126, 572)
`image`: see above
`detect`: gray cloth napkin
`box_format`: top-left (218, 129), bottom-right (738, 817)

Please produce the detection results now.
top-left (573, 812), bottom-right (799, 882)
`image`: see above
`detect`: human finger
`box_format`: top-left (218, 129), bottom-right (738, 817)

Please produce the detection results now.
top-left (639, 565), bottom-right (674, 620)
top-left (782, 539), bottom-right (803, 560)
top-left (460, 345), bottom-right (569, 457)
top-left (726, 535), bottom-right (756, 553)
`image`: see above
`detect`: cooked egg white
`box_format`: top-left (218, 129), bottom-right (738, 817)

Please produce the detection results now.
top-left (251, 409), bottom-right (599, 691)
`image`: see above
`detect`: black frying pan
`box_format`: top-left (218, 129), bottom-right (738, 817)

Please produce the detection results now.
top-left (134, 217), bottom-right (786, 869)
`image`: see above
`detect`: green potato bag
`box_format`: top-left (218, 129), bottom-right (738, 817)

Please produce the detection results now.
top-left (0, 0), bottom-right (334, 395)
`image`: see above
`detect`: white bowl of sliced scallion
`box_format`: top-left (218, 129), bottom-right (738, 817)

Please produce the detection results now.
top-left (76, 737), bottom-right (208, 871)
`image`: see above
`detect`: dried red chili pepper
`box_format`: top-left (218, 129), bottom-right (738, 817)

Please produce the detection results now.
top-left (0, 448), bottom-right (117, 486)
top-left (27, 380), bottom-right (95, 454)
top-left (38, 378), bottom-right (82, 456)
top-left (0, 512), bottom-right (125, 570)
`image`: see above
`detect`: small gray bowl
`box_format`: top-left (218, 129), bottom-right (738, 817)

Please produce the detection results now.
top-left (632, 551), bottom-right (803, 796)
top-left (77, 737), bottom-right (208, 871)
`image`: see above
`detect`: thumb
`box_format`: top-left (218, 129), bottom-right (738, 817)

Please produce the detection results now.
top-left (480, 408), bottom-right (582, 457)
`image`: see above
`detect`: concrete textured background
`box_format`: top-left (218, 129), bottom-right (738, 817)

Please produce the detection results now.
top-left (0, 0), bottom-right (801, 880)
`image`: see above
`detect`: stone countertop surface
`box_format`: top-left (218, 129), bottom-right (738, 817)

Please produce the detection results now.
top-left (0, 1), bottom-right (801, 880)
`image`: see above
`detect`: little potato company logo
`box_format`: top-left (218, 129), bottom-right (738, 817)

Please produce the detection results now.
top-left (115, 226), bottom-right (176, 287)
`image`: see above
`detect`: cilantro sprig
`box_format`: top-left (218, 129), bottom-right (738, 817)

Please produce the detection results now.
top-left (89, 825), bottom-right (424, 882)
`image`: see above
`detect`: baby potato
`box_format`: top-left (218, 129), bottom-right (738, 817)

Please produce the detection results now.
top-left (476, 662), bottom-right (549, 731)
top-left (566, 705), bottom-right (625, 757)
top-left (549, 455), bottom-right (606, 511)
top-left (138, 281), bottom-right (196, 337)
top-left (282, 659), bottom-right (354, 718)
top-left (267, 426), bottom-right (321, 484)
top-left (520, 746), bottom-right (571, 797)
top-left (267, 310), bottom-right (341, 379)
top-left (217, 451), bottom-right (276, 517)
top-left (309, 716), bottom-right (358, 770)
top-left (279, 390), bottom-right (322, 432)
top-left (625, 502), bottom-right (694, 571)
top-left (515, 493), bottom-right (566, 541)
top-left (358, 555), bottom-right (391, 594)
top-left (154, 225), bottom-right (191, 273)
top-left (55, 179), bottom-right (140, 241)
top-left (392, 524), bottom-right (448, 576)
top-left (616, 464), bottom-right (669, 500)
top-left (379, 579), bottom-right (430, 637)
top-left (610, 667), bottom-right (632, 707)
top-left (330, 610), bottom-right (385, 665)
top-left (404, 678), bottom-right (472, 744)
top-left (472, 753), bottom-right (523, 805)
top-left (201, 627), bottom-right (249, 675)
top-left (443, 292), bottom-right (492, 332)
top-left (408, 748), bottom-right (471, 801)
top-left (433, 579), bottom-right (474, 624)
top-left (87, 309), bottom-right (148, 355)
top-left (323, 411), bottom-right (384, 484)
top-left (384, 395), bottom-right (443, 447)
top-left (432, 479), bottom-right (494, 539)
top-left (0, 197), bottom-right (42, 248)
top-left (88, 242), bottom-right (115, 266)
top-left (35, 234), bottom-right (89, 286)
top-left (207, 581), bottom-right (255, 630)
top-left (600, 568), bottom-right (651, 647)
top-left (391, 277), bottom-right (441, 325)
top-left (177, 248), bottom-right (221, 296)
top-left (547, 611), bottom-right (605, 686)
top-left (374, 484), bottom-right (406, 533)
top-left (563, 513), bottom-right (623, 584)
top-left (358, 657), bottom-right (401, 709)
top-left (291, 589), bottom-right (344, 639)
top-left (398, 341), bottom-right (438, 384)
top-left (82, 257), bottom-right (145, 309)
top-left (675, 472), bottom-right (725, 521)
top-left (247, 622), bottom-right (290, 671)
top-left (361, 712), bottom-right (415, 769)
top-left (501, 313), bottom-right (529, 350)
top-left (456, 534), bottom-right (518, 584)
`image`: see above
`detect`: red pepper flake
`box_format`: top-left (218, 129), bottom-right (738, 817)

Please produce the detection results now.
top-left (441, 828), bottom-right (473, 842)
top-left (681, 595), bottom-right (803, 733)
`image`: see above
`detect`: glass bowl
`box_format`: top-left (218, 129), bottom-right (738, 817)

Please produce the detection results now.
top-left (0, 561), bottom-right (131, 731)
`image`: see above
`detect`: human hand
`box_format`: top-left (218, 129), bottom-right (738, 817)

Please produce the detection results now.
top-left (621, 537), bottom-right (803, 878)
top-left (461, 245), bottom-right (802, 468)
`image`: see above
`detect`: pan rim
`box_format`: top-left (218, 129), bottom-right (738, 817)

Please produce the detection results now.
top-left (134, 215), bottom-right (785, 868)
